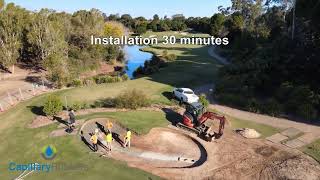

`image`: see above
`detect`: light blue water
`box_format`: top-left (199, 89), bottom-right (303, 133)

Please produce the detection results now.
top-left (124, 45), bottom-right (153, 79)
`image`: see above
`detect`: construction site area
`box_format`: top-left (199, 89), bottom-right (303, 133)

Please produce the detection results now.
top-left (76, 116), bottom-right (319, 179)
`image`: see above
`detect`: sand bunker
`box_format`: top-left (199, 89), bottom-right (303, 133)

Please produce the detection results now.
top-left (79, 118), bottom-right (320, 180)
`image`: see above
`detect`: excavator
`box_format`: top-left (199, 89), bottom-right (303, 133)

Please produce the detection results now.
top-left (176, 102), bottom-right (226, 142)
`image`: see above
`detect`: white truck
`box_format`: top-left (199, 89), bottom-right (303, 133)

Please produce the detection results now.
top-left (172, 88), bottom-right (199, 104)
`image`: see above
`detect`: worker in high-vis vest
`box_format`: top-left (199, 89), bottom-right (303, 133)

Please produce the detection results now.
top-left (123, 129), bottom-right (131, 148)
top-left (106, 133), bottom-right (113, 152)
top-left (106, 120), bottom-right (113, 133)
top-left (90, 129), bottom-right (99, 152)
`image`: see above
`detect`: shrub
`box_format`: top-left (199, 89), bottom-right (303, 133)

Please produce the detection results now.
top-left (114, 89), bottom-right (150, 109)
top-left (199, 94), bottom-right (210, 108)
top-left (162, 50), bottom-right (168, 57)
top-left (71, 79), bottom-right (82, 87)
top-left (92, 98), bottom-right (116, 108)
top-left (43, 95), bottom-right (63, 118)
top-left (121, 74), bottom-right (129, 81)
top-left (70, 101), bottom-right (89, 111)
top-left (166, 54), bottom-right (177, 61)
top-left (114, 76), bottom-right (122, 82)
top-left (83, 78), bottom-right (96, 86)
top-left (246, 98), bottom-right (261, 113)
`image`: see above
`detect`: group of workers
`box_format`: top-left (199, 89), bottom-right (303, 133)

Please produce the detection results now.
top-left (66, 109), bottom-right (132, 154)
top-left (90, 120), bottom-right (132, 154)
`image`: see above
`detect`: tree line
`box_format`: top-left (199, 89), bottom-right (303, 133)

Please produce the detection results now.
top-left (0, 1), bottom-right (125, 87)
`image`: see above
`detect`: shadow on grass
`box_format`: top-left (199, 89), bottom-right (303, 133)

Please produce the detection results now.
top-left (28, 106), bottom-right (45, 116)
top-left (161, 108), bottom-right (182, 126)
top-left (162, 91), bottom-right (173, 101)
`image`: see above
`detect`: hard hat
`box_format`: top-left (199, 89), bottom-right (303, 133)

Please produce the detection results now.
top-left (95, 129), bottom-right (99, 133)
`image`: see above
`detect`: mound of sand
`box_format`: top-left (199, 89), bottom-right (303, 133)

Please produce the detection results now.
top-left (236, 128), bottom-right (261, 138)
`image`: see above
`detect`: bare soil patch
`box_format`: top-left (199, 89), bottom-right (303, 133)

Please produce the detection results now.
top-left (28, 115), bottom-right (55, 128)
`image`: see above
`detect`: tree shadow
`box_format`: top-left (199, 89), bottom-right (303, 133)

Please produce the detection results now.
top-left (27, 106), bottom-right (45, 116)
top-left (161, 108), bottom-right (182, 126)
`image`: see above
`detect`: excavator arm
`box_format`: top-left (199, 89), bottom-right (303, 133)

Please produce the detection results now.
top-left (198, 112), bottom-right (226, 135)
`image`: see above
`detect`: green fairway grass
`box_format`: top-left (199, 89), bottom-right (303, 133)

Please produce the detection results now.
top-left (77, 110), bottom-right (169, 135)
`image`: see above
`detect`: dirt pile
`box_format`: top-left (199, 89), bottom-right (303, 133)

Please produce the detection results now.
top-left (236, 128), bottom-right (261, 138)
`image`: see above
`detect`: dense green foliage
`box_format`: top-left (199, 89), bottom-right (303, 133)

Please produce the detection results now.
top-left (213, 0), bottom-right (320, 120)
top-left (0, 3), bottom-right (125, 87)
top-left (43, 95), bottom-right (63, 117)
top-left (133, 55), bottom-right (167, 77)
top-left (108, 13), bottom-right (188, 34)
top-left (199, 94), bottom-right (210, 108)
top-left (113, 89), bottom-right (150, 109)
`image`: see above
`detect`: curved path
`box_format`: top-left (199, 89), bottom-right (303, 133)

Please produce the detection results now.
top-left (208, 46), bottom-right (230, 65)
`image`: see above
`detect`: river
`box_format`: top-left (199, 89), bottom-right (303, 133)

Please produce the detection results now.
top-left (124, 45), bottom-right (153, 79)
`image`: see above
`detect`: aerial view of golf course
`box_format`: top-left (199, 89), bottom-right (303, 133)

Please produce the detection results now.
top-left (0, 0), bottom-right (320, 179)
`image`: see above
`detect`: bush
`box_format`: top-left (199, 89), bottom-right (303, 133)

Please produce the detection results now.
top-left (121, 74), bottom-right (129, 81)
top-left (246, 98), bottom-right (261, 113)
top-left (162, 50), bottom-right (168, 57)
top-left (70, 101), bottom-right (89, 111)
top-left (71, 79), bottom-right (82, 87)
top-left (114, 89), bottom-right (150, 109)
top-left (83, 78), bottom-right (96, 86)
top-left (92, 98), bottom-right (116, 108)
top-left (43, 95), bottom-right (63, 118)
top-left (114, 76), bottom-right (122, 82)
top-left (94, 75), bottom-right (123, 84)
top-left (199, 94), bottom-right (210, 108)
top-left (166, 54), bottom-right (177, 61)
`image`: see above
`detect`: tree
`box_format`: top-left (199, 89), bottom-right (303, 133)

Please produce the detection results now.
top-left (27, 9), bottom-right (68, 65)
top-left (103, 21), bottom-right (125, 37)
top-left (171, 14), bottom-right (187, 31)
top-left (210, 13), bottom-right (226, 36)
top-left (134, 21), bottom-right (148, 34)
top-left (120, 14), bottom-right (133, 29)
top-left (0, 3), bottom-right (24, 72)
top-left (0, 0), bottom-right (4, 10)
top-left (159, 20), bottom-right (170, 31)
top-left (43, 52), bottom-right (69, 88)
top-left (153, 14), bottom-right (160, 21)
top-left (43, 95), bottom-right (63, 118)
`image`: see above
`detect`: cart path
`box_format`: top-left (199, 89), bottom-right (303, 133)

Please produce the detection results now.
top-left (208, 46), bottom-right (230, 65)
